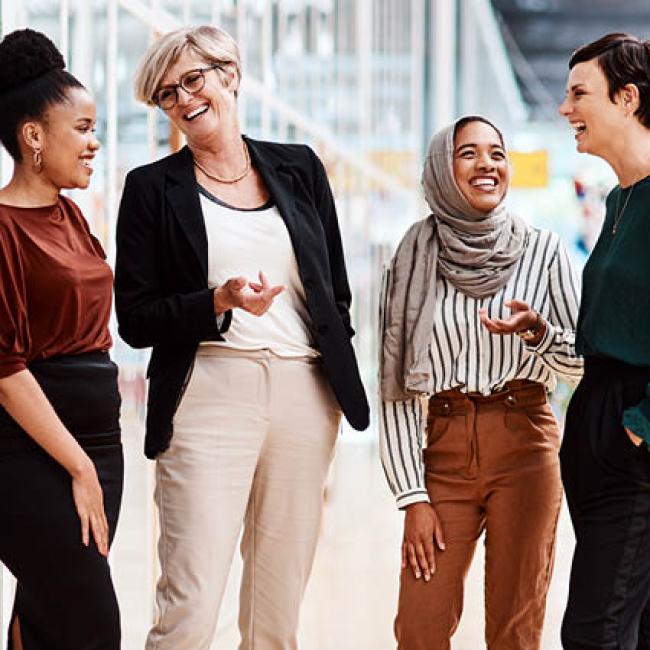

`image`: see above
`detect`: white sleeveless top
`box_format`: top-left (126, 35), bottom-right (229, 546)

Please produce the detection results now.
top-left (199, 186), bottom-right (318, 357)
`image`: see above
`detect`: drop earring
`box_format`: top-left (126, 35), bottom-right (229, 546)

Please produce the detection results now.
top-left (33, 148), bottom-right (43, 173)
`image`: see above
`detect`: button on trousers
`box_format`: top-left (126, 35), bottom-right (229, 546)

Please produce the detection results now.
top-left (396, 381), bottom-right (562, 650)
top-left (145, 347), bottom-right (341, 650)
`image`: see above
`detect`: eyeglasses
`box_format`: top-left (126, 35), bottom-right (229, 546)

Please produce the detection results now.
top-left (153, 63), bottom-right (224, 110)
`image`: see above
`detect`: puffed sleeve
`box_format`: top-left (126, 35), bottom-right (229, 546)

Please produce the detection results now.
top-left (0, 222), bottom-right (30, 378)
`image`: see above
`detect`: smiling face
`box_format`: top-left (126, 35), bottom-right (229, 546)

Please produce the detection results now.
top-left (558, 59), bottom-right (627, 157)
top-left (157, 49), bottom-right (238, 145)
top-left (452, 120), bottom-right (509, 213)
top-left (32, 86), bottom-right (100, 190)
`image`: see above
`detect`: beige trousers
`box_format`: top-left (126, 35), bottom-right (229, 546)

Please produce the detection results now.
top-left (145, 347), bottom-right (341, 650)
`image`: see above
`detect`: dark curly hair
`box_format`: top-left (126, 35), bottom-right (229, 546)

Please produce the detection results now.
top-left (0, 28), bottom-right (84, 162)
top-left (569, 33), bottom-right (650, 129)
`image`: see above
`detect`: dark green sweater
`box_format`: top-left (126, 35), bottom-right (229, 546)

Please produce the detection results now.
top-left (577, 175), bottom-right (650, 442)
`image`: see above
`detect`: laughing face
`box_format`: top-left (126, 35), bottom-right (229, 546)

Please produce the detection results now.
top-left (558, 58), bottom-right (627, 157)
top-left (452, 120), bottom-right (509, 213)
top-left (35, 86), bottom-right (100, 190)
top-left (157, 49), bottom-right (238, 145)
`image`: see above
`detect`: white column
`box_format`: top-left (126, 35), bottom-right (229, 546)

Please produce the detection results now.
top-left (211, 0), bottom-right (221, 25)
top-left (105, 0), bottom-right (118, 268)
top-left (59, 0), bottom-right (70, 60)
top-left (434, 0), bottom-right (457, 130)
top-left (0, 0), bottom-right (19, 185)
top-left (71, 0), bottom-right (92, 86)
top-left (411, 0), bottom-right (425, 148)
top-left (460, 0), bottom-right (477, 116)
top-left (356, 0), bottom-right (371, 154)
top-left (0, 0), bottom-right (19, 640)
top-left (260, 0), bottom-right (272, 137)
top-left (236, 0), bottom-right (247, 129)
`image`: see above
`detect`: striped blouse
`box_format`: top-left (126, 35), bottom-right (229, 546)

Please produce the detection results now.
top-left (379, 227), bottom-right (583, 509)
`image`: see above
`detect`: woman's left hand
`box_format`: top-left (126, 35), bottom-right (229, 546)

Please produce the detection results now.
top-left (625, 427), bottom-right (644, 447)
top-left (479, 299), bottom-right (536, 335)
top-left (214, 271), bottom-right (284, 317)
top-left (245, 271), bottom-right (285, 315)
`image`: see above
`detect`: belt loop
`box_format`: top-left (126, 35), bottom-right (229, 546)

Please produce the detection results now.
top-left (465, 398), bottom-right (479, 478)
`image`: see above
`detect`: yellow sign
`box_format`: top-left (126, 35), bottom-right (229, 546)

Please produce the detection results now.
top-left (509, 150), bottom-right (549, 188)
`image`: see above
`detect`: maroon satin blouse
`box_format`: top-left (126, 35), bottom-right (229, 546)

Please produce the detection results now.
top-left (0, 196), bottom-right (113, 378)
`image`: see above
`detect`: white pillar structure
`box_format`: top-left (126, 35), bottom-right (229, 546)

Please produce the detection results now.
top-left (433, 0), bottom-right (457, 131)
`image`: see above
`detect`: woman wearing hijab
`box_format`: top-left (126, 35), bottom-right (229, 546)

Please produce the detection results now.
top-left (379, 115), bottom-right (582, 649)
top-left (558, 33), bottom-right (650, 650)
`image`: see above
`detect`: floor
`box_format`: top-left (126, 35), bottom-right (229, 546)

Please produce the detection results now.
top-left (111, 420), bottom-right (574, 650)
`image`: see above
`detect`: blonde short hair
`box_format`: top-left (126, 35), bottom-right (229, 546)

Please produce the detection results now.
top-left (133, 25), bottom-right (241, 106)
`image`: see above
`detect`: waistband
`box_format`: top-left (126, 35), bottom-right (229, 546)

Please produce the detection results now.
top-left (28, 350), bottom-right (112, 370)
top-left (0, 431), bottom-right (121, 455)
top-left (428, 380), bottom-right (546, 417)
top-left (584, 355), bottom-right (650, 380)
top-left (0, 351), bottom-right (120, 447)
top-left (196, 345), bottom-right (321, 364)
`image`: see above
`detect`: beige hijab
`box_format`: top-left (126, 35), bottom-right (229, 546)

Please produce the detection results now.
top-left (380, 118), bottom-right (527, 401)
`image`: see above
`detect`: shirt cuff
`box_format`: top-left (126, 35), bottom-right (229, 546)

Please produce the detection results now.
top-left (216, 313), bottom-right (226, 330)
top-left (396, 489), bottom-right (430, 510)
top-left (0, 358), bottom-right (27, 379)
top-left (525, 321), bottom-right (556, 355)
top-left (623, 394), bottom-right (650, 446)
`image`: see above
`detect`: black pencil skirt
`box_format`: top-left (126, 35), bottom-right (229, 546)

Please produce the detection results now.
top-left (560, 355), bottom-right (650, 650)
top-left (0, 352), bottom-right (123, 650)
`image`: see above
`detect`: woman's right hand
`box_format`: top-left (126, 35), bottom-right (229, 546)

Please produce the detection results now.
top-left (213, 271), bottom-right (285, 317)
top-left (71, 460), bottom-right (109, 557)
top-left (402, 502), bottom-right (446, 582)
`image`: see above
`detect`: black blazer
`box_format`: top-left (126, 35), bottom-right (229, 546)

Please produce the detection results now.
top-left (115, 136), bottom-right (369, 458)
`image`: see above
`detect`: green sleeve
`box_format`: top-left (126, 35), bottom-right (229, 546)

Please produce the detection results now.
top-left (622, 384), bottom-right (650, 445)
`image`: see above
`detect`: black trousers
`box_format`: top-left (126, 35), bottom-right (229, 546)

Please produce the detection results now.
top-left (0, 352), bottom-right (123, 650)
top-left (560, 355), bottom-right (650, 650)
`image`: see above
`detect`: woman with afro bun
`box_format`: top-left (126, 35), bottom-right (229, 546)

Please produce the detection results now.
top-left (0, 29), bottom-right (122, 649)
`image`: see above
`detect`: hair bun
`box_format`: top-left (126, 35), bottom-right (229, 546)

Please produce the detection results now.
top-left (0, 28), bottom-right (65, 93)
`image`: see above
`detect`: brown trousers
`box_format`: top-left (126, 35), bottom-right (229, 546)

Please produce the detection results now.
top-left (395, 381), bottom-right (562, 650)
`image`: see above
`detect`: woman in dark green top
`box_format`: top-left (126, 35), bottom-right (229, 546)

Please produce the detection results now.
top-left (559, 33), bottom-right (650, 650)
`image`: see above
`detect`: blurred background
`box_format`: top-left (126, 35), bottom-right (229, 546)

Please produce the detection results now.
top-left (0, 1), bottom-right (648, 648)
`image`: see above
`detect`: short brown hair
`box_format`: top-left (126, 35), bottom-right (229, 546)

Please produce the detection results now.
top-left (569, 33), bottom-right (650, 128)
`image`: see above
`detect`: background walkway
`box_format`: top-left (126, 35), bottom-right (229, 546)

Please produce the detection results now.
top-left (113, 422), bottom-right (573, 649)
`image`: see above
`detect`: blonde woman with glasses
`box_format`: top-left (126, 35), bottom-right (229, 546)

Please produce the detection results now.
top-left (114, 25), bottom-right (368, 650)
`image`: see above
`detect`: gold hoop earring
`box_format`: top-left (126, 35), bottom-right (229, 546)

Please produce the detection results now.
top-left (33, 148), bottom-right (43, 173)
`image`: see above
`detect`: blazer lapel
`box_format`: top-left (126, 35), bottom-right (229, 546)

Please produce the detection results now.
top-left (245, 137), bottom-right (302, 257)
top-left (165, 147), bottom-right (208, 278)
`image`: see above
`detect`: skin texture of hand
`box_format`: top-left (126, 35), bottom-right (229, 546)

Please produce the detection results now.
top-left (213, 271), bottom-right (285, 316)
top-left (625, 426), bottom-right (644, 447)
top-left (402, 502), bottom-right (446, 582)
top-left (479, 299), bottom-right (546, 346)
top-left (71, 461), bottom-right (110, 556)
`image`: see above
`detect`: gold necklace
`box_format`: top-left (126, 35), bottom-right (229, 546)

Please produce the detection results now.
top-left (193, 141), bottom-right (251, 184)
top-left (612, 185), bottom-right (634, 235)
